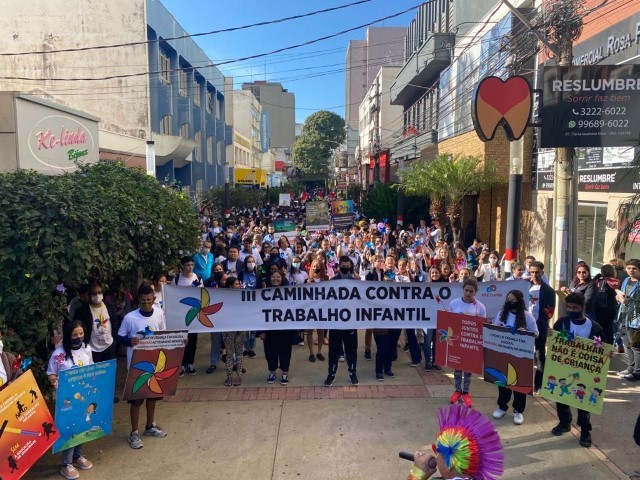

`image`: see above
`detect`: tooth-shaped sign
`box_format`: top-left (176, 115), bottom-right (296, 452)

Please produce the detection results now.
top-left (472, 76), bottom-right (532, 142)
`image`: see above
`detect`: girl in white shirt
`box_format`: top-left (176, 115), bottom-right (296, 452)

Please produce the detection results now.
top-left (47, 320), bottom-right (94, 479)
top-left (491, 290), bottom-right (539, 425)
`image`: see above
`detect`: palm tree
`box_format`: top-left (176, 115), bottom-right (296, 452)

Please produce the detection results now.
top-left (398, 153), bottom-right (503, 241)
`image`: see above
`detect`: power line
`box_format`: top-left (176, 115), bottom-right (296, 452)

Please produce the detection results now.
top-left (0, 0), bottom-right (374, 57)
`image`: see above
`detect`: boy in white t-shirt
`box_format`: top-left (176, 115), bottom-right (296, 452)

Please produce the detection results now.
top-left (117, 282), bottom-right (167, 450)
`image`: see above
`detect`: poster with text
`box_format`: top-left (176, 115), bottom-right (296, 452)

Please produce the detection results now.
top-left (483, 325), bottom-right (535, 394)
top-left (540, 331), bottom-right (612, 415)
top-left (52, 360), bottom-right (116, 453)
top-left (0, 370), bottom-right (59, 480)
top-left (435, 311), bottom-right (484, 374)
top-left (306, 201), bottom-right (330, 231)
top-left (123, 330), bottom-right (187, 401)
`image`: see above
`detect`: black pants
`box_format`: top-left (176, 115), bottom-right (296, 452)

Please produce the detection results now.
top-left (388, 329), bottom-right (401, 361)
top-left (534, 333), bottom-right (547, 390)
top-left (373, 333), bottom-right (392, 374)
top-left (497, 386), bottom-right (527, 413)
top-left (328, 330), bottom-right (358, 375)
top-left (634, 412), bottom-right (640, 446)
top-left (182, 333), bottom-right (198, 366)
top-left (263, 331), bottom-right (293, 372)
top-left (405, 329), bottom-right (422, 364)
top-left (556, 402), bottom-right (591, 433)
top-left (91, 342), bottom-right (116, 363)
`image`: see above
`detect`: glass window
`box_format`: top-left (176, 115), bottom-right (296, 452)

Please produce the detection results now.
top-left (207, 136), bottom-right (214, 165)
top-left (160, 52), bottom-right (170, 84)
top-left (194, 131), bottom-right (201, 162)
top-left (179, 70), bottom-right (188, 96)
top-left (206, 90), bottom-right (213, 113)
top-left (577, 203), bottom-right (607, 270)
top-left (193, 79), bottom-right (201, 106)
top-left (160, 115), bottom-right (171, 135)
top-left (180, 123), bottom-right (189, 138)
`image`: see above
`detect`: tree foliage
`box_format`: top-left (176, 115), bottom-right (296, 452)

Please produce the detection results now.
top-left (293, 111), bottom-right (346, 178)
top-left (0, 162), bottom-right (199, 370)
top-left (362, 183), bottom-right (398, 226)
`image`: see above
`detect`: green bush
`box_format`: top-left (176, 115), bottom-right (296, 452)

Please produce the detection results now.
top-left (0, 162), bottom-right (199, 370)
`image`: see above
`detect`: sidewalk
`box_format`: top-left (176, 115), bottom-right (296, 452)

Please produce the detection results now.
top-left (24, 333), bottom-right (639, 480)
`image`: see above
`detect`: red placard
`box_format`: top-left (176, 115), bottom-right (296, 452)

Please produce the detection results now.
top-left (435, 311), bottom-right (485, 374)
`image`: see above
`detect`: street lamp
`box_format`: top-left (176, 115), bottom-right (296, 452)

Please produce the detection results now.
top-left (504, 141), bottom-right (524, 273)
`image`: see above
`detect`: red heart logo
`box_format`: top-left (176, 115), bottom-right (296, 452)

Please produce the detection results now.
top-left (472, 76), bottom-right (532, 142)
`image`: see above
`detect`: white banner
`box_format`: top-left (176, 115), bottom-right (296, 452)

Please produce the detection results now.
top-left (164, 280), bottom-right (530, 333)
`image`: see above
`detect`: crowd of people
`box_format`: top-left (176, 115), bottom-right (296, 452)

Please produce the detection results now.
top-left (36, 202), bottom-right (640, 479)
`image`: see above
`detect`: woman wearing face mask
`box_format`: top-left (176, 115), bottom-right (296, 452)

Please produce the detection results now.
top-left (47, 320), bottom-right (94, 480)
top-left (73, 280), bottom-right (116, 364)
top-left (239, 256), bottom-right (262, 360)
top-left (305, 259), bottom-right (328, 362)
top-left (287, 255), bottom-right (308, 285)
top-left (475, 250), bottom-right (504, 282)
top-left (492, 290), bottom-right (539, 425)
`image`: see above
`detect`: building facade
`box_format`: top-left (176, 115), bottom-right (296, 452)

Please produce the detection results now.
top-left (0, 0), bottom-right (228, 195)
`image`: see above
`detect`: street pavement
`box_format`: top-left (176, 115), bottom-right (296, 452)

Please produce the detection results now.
top-left (25, 332), bottom-right (639, 480)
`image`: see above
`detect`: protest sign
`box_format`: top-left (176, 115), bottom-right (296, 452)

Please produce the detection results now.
top-left (306, 201), bottom-right (330, 231)
top-left (278, 193), bottom-right (291, 207)
top-left (331, 200), bottom-right (354, 231)
top-left (274, 218), bottom-right (297, 242)
top-left (434, 311), bottom-right (485, 374)
top-left (52, 360), bottom-right (116, 454)
top-left (482, 324), bottom-right (535, 394)
top-left (0, 370), bottom-right (59, 479)
top-left (165, 281), bottom-right (529, 333)
top-left (540, 330), bottom-right (612, 415)
top-left (123, 330), bottom-right (188, 401)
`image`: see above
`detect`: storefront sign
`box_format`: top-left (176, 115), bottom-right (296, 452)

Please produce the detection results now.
top-left (541, 65), bottom-right (640, 148)
top-left (14, 96), bottom-right (99, 173)
top-left (572, 20), bottom-right (640, 65)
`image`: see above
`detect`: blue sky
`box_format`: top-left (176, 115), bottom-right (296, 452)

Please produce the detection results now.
top-left (160, 0), bottom-right (419, 124)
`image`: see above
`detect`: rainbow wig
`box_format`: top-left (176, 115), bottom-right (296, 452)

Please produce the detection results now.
top-left (433, 405), bottom-right (504, 480)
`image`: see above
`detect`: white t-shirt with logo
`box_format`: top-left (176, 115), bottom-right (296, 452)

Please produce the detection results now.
top-left (88, 303), bottom-right (114, 352)
top-left (118, 307), bottom-right (166, 367)
top-left (528, 284), bottom-right (541, 319)
top-left (47, 345), bottom-right (94, 376)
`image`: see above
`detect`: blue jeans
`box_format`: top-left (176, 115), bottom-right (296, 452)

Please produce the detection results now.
top-left (244, 331), bottom-right (256, 350)
top-left (61, 445), bottom-right (83, 465)
top-left (422, 329), bottom-right (436, 365)
top-left (209, 332), bottom-right (222, 365)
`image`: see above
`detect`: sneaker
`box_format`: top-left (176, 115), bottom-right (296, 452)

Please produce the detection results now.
top-left (179, 366), bottom-right (185, 378)
top-left (424, 362), bottom-right (433, 371)
top-left (316, 353), bottom-right (325, 361)
top-left (402, 344), bottom-right (410, 352)
top-left (280, 374), bottom-right (289, 386)
top-left (461, 393), bottom-right (474, 408)
top-left (364, 350), bottom-right (372, 361)
top-left (267, 372), bottom-right (276, 384)
top-left (308, 354), bottom-right (316, 363)
top-left (242, 350), bottom-right (249, 357)
top-left (433, 364), bottom-right (443, 372)
top-left (492, 408), bottom-right (507, 419)
top-left (128, 430), bottom-right (144, 449)
top-left (324, 374), bottom-right (335, 387)
top-left (144, 423), bottom-right (167, 438)
top-left (73, 456), bottom-right (93, 470)
top-left (513, 412), bottom-right (524, 425)
top-left (60, 464), bottom-right (80, 480)
top-left (376, 373), bottom-right (384, 381)
top-left (384, 370), bottom-right (396, 378)
top-left (551, 423), bottom-right (571, 436)
top-left (186, 364), bottom-right (196, 376)
top-left (579, 432), bottom-right (592, 448)
top-left (349, 372), bottom-right (359, 386)
top-left (533, 387), bottom-right (540, 395)
top-left (206, 365), bottom-right (217, 374)
top-left (410, 361), bottom-right (420, 367)
top-left (247, 350), bottom-right (256, 359)
top-left (338, 355), bottom-right (346, 363)
top-left (618, 369), bottom-right (632, 376)
top-left (622, 373), bottom-right (640, 382)
top-left (449, 391), bottom-right (463, 404)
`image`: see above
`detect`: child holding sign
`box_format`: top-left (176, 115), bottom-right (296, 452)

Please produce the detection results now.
top-left (551, 292), bottom-right (605, 448)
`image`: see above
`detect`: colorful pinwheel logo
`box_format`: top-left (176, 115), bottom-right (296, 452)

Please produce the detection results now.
top-left (179, 288), bottom-right (223, 328)
top-left (485, 363), bottom-right (518, 388)
top-left (131, 350), bottom-right (179, 395)
top-left (438, 327), bottom-right (457, 347)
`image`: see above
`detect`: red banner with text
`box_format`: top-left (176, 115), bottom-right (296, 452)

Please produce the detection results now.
top-left (435, 311), bottom-right (485, 374)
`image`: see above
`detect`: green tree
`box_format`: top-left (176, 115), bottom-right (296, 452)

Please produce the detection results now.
top-left (293, 111), bottom-right (346, 178)
top-left (362, 183), bottom-right (398, 226)
top-left (0, 162), bottom-right (199, 382)
top-left (398, 154), bottom-right (503, 241)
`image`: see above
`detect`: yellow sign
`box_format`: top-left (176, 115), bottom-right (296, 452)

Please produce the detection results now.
top-left (234, 167), bottom-right (267, 187)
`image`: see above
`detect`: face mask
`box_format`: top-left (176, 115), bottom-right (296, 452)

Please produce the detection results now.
top-left (314, 268), bottom-right (321, 274)
top-left (339, 266), bottom-right (351, 275)
top-left (227, 233), bottom-right (233, 238)
top-left (489, 258), bottom-right (498, 265)
top-left (246, 263), bottom-right (255, 272)
top-left (505, 301), bottom-right (518, 311)
top-left (292, 262), bottom-right (300, 270)
top-left (270, 253), bottom-right (279, 259)
top-left (385, 230), bottom-right (391, 234)
top-left (71, 336), bottom-right (84, 348)
top-left (567, 311), bottom-right (582, 321)
top-left (91, 294), bottom-right (103, 304)
top-left (214, 272), bottom-right (224, 280)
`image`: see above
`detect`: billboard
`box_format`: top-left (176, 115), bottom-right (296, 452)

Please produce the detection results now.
top-left (541, 65), bottom-right (640, 148)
